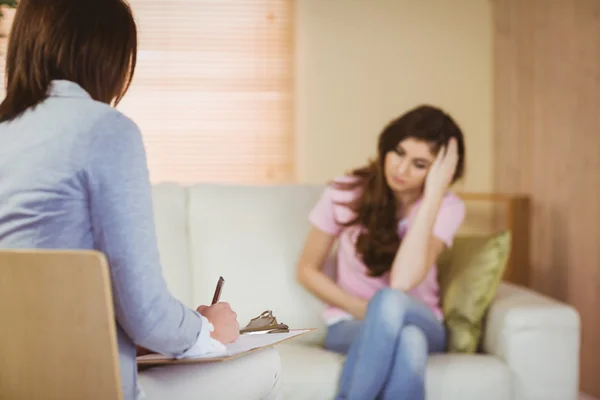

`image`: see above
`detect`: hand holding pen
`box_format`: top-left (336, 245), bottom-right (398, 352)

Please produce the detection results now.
top-left (196, 276), bottom-right (240, 344)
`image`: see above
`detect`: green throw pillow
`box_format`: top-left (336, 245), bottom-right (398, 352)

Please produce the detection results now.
top-left (437, 231), bottom-right (511, 353)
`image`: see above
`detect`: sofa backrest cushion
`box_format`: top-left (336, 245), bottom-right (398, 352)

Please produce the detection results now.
top-left (151, 183), bottom-right (194, 308)
top-left (187, 183), bottom-right (328, 343)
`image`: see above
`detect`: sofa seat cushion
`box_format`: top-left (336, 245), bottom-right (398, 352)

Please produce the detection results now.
top-left (276, 343), bottom-right (343, 400)
top-left (276, 344), bottom-right (511, 400)
top-left (427, 353), bottom-right (512, 400)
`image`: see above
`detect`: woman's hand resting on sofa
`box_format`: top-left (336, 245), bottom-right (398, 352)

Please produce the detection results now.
top-left (197, 303), bottom-right (240, 344)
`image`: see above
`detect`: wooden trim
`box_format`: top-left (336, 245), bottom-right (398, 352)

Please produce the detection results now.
top-left (458, 192), bottom-right (528, 202)
top-left (457, 192), bottom-right (531, 287)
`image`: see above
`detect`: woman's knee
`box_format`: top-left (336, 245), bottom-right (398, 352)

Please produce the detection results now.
top-left (251, 346), bottom-right (282, 382)
top-left (398, 325), bottom-right (428, 373)
top-left (253, 347), bottom-right (283, 399)
top-left (366, 288), bottom-right (411, 333)
top-left (368, 288), bottom-right (411, 318)
top-left (139, 347), bottom-right (283, 400)
top-left (223, 346), bottom-right (282, 400)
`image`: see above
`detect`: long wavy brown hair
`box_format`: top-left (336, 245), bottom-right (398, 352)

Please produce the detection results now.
top-left (333, 105), bottom-right (466, 277)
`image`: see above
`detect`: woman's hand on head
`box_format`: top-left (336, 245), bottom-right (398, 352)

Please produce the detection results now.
top-left (424, 138), bottom-right (459, 198)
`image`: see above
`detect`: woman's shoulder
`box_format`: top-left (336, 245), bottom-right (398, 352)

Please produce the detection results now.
top-left (331, 174), bottom-right (360, 185)
top-left (408, 191), bottom-right (466, 223)
top-left (67, 102), bottom-right (143, 151)
top-left (52, 101), bottom-right (147, 172)
top-left (40, 90), bottom-right (142, 143)
top-left (431, 192), bottom-right (467, 246)
top-left (308, 175), bottom-right (362, 233)
top-left (88, 106), bottom-right (140, 136)
top-left (429, 191), bottom-right (467, 222)
top-left (440, 191), bottom-right (466, 210)
top-left (325, 174), bottom-right (363, 201)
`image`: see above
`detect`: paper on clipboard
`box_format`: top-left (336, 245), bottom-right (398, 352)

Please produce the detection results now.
top-left (137, 329), bottom-right (314, 365)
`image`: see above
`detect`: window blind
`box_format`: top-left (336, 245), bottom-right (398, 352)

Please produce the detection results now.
top-left (121, 0), bottom-right (294, 185)
top-left (1, 1), bottom-right (295, 185)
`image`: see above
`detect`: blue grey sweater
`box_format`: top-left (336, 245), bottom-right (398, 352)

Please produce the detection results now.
top-left (0, 80), bottom-right (204, 400)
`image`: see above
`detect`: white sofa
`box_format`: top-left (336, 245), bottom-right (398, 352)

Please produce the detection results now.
top-left (150, 182), bottom-right (581, 400)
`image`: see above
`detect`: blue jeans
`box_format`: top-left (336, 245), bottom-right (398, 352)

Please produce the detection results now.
top-left (325, 288), bottom-right (447, 400)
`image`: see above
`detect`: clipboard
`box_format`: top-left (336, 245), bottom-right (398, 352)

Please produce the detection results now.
top-left (136, 328), bottom-right (315, 366)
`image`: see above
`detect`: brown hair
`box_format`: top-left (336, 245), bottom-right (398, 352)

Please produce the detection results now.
top-left (333, 104), bottom-right (466, 277)
top-left (0, 0), bottom-right (138, 122)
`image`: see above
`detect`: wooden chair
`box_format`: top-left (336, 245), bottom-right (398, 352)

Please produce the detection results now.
top-left (0, 250), bottom-right (122, 400)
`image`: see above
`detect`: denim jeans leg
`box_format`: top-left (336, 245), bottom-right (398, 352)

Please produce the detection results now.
top-left (324, 319), bottom-right (363, 355)
top-left (333, 288), bottom-right (447, 400)
top-left (381, 323), bottom-right (446, 400)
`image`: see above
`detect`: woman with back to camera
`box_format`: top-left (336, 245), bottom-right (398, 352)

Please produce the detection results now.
top-left (296, 105), bottom-right (467, 400)
top-left (0, 1), bottom-right (281, 399)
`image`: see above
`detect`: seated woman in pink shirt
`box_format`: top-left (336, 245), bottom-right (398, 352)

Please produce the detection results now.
top-left (296, 105), bottom-right (466, 400)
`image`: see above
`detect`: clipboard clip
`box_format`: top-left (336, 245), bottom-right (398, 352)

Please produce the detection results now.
top-left (240, 310), bottom-right (289, 334)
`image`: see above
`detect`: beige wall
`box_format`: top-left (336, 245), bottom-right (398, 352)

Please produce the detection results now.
top-left (294, 0), bottom-right (493, 193)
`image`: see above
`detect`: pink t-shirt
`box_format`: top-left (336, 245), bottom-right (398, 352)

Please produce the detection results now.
top-left (308, 176), bottom-right (466, 324)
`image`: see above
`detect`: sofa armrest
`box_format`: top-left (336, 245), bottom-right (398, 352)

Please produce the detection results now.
top-left (482, 282), bottom-right (580, 400)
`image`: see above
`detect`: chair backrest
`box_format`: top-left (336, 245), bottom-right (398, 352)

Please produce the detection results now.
top-left (0, 250), bottom-right (122, 400)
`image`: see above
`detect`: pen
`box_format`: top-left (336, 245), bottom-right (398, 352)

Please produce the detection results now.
top-left (211, 276), bottom-right (225, 305)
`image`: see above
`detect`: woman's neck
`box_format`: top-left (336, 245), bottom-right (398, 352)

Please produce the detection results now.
top-left (394, 189), bottom-right (423, 219)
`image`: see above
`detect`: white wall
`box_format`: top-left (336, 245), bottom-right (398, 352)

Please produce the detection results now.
top-left (294, 0), bottom-right (493, 193)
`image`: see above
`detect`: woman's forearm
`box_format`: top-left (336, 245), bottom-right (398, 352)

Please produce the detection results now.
top-left (390, 191), bottom-right (444, 290)
top-left (298, 268), bottom-right (367, 320)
